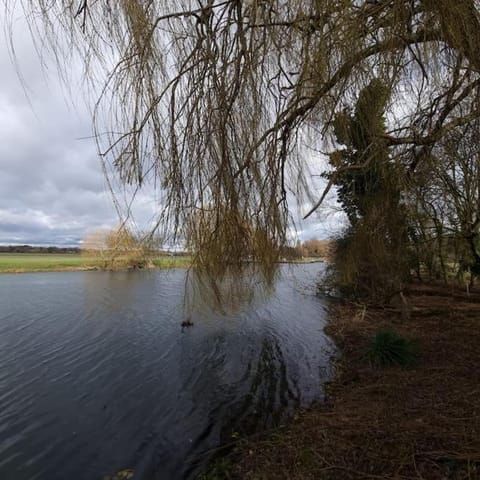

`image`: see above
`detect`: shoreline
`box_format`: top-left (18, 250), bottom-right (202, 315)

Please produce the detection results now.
top-left (0, 254), bottom-right (191, 274)
top-left (206, 282), bottom-right (480, 479)
top-left (0, 257), bottom-right (326, 274)
top-left (0, 266), bottom-right (188, 274)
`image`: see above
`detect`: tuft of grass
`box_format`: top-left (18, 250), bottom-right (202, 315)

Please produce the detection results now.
top-left (198, 457), bottom-right (233, 480)
top-left (365, 328), bottom-right (418, 368)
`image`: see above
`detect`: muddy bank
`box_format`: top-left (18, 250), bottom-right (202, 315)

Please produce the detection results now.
top-left (212, 283), bottom-right (480, 479)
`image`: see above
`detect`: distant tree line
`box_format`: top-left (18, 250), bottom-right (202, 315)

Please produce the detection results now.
top-left (0, 245), bottom-right (80, 254)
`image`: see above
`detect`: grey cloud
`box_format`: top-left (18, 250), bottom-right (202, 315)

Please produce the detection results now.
top-left (0, 9), bottom-right (339, 247)
top-left (0, 16), bottom-right (118, 246)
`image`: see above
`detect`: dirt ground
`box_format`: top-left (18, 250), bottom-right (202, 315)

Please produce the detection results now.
top-left (223, 283), bottom-right (480, 479)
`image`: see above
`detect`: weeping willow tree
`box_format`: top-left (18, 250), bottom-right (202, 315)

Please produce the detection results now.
top-left (5, 0), bottom-right (480, 286)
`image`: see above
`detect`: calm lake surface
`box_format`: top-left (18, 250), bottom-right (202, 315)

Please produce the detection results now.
top-left (0, 264), bottom-right (332, 479)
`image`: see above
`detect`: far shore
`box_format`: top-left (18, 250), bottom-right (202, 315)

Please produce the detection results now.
top-left (0, 253), bottom-right (191, 274)
top-left (0, 253), bottom-right (327, 274)
top-left (278, 257), bottom-right (326, 264)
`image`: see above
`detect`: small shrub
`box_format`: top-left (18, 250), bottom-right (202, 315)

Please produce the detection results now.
top-left (365, 328), bottom-right (418, 367)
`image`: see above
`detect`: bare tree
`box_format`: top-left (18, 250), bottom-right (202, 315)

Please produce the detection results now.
top-left (82, 228), bottom-right (112, 269)
top-left (6, 0), bottom-right (480, 278)
top-left (82, 225), bottom-right (148, 269)
top-left (414, 122), bottom-right (480, 284)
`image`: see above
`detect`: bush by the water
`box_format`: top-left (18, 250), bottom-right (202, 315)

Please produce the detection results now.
top-left (365, 329), bottom-right (418, 367)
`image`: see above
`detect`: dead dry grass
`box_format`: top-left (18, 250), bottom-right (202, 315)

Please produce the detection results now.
top-left (226, 283), bottom-right (480, 479)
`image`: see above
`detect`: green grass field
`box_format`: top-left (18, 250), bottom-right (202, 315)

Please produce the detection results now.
top-left (0, 253), bottom-right (190, 273)
top-left (151, 255), bottom-right (191, 269)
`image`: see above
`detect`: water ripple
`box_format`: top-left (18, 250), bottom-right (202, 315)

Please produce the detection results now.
top-left (0, 265), bottom-right (333, 480)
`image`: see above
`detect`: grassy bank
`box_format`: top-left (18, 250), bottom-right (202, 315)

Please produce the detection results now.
top-left (210, 283), bottom-right (480, 479)
top-left (0, 253), bottom-right (190, 273)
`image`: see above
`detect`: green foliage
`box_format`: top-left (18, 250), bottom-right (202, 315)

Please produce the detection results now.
top-left (329, 79), bottom-right (394, 225)
top-left (328, 79), bottom-right (411, 301)
top-left (365, 329), bottom-right (418, 368)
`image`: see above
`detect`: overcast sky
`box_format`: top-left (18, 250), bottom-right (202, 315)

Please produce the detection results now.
top-left (0, 10), bottom-right (342, 247)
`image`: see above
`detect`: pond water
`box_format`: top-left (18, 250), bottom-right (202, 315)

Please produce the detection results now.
top-left (0, 264), bottom-right (333, 480)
